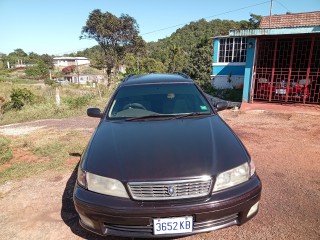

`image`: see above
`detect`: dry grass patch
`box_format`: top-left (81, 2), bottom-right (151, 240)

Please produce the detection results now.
top-left (0, 129), bottom-right (91, 184)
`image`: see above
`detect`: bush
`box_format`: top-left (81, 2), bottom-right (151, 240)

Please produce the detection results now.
top-left (25, 61), bottom-right (49, 79)
top-left (44, 79), bottom-right (56, 86)
top-left (206, 88), bottom-right (243, 102)
top-left (64, 95), bottom-right (93, 109)
top-left (10, 88), bottom-right (35, 110)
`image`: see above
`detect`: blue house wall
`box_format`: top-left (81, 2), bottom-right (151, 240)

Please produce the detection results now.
top-left (212, 37), bottom-right (253, 96)
top-left (212, 64), bottom-right (246, 76)
top-left (213, 12), bottom-right (320, 104)
top-left (212, 39), bottom-right (246, 76)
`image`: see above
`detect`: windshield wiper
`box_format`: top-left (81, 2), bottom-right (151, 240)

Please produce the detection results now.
top-left (174, 112), bottom-right (212, 119)
top-left (125, 114), bottom-right (178, 121)
top-left (125, 112), bottom-right (212, 121)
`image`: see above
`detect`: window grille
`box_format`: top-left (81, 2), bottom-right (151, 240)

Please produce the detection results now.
top-left (218, 38), bottom-right (247, 63)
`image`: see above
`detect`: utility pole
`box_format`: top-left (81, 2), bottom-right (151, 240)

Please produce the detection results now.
top-left (269, 0), bottom-right (273, 28)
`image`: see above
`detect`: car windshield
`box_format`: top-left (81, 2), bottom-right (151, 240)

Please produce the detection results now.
top-left (107, 83), bottom-right (212, 119)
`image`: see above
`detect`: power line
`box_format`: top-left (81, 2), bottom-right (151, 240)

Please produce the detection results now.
top-left (141, 1), bottom-right (270, 36)
top-left (59, 1), bottom-right (270, 55)
top-left (274, 0), bottom-right (291, 12)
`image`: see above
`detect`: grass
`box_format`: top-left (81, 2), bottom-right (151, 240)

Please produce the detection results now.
top-left (0, 75), bottom-right (113, 183)
top-left (0, 76), bottom-right (39, 84)
top-left (0, 136), bottom-right (13, 165)
top-left (0, 82), bottom-right (114, 125)
top-left (0, 129), bottom-right (91, 184)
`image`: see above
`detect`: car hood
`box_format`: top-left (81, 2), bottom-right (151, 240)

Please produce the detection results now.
top-left (84, 116), bottom-right (249, 182)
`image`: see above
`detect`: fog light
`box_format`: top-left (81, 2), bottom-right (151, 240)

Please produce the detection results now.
top-left (247, 202), bottom-right (259, 218)
top-left (79, 213), bottom-right (95, 229)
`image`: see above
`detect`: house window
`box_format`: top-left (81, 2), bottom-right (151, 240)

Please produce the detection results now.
top-left (218, 37), bottom-right (247, 63)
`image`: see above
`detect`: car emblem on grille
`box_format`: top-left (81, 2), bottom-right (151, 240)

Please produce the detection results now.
top-left (167, 186), bottom-right (175, 196)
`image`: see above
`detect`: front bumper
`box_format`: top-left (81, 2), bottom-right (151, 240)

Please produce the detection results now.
top-left (73, 175), bottom-right (262, 238)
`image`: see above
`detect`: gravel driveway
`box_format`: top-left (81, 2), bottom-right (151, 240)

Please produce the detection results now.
top-left (0, 109), bottom-right (319, 240)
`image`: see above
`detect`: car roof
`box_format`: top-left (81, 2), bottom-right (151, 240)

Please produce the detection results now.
top-left (120, 73), bottom-right (194, 86)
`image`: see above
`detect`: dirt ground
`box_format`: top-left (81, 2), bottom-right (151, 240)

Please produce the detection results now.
top-left (0, 107), bottom-right (319, 240)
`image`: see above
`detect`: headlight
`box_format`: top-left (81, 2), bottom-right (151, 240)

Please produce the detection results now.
top-left (213, 162), bottom-right (252, 192)
top-left (86, 172), bottom-right (129, 198)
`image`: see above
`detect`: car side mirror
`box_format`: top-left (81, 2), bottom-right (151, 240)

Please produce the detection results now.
top-left (216, 101), bottom-right (229, 112)
top-left (205, 94), bottom-right (229, 112)
top-left (87, 108), bottom-right (102, 118)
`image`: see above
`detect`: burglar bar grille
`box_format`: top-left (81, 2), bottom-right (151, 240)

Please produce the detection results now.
top-left (253, 36), bottom-right (320, 104)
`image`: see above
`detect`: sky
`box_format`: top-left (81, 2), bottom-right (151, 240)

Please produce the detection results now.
top-left (0, 0), bottom-right (319, 56)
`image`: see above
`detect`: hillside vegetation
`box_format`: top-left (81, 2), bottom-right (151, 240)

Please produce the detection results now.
top-left (0, 15), bottom-right (260, 125)
top-left (74, 15), bottom-right (260, 90)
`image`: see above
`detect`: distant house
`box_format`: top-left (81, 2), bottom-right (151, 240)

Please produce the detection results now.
top-left (64, 74), bottom-right (105, 84)
top-left (53, 57), bottom-right (90, 70)
top-left (212, 11), bottom-right (320, 104)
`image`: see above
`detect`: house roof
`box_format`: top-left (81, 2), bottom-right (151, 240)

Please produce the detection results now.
top-left (53, 57), bottom-right (89, 60)
top-left (259, 11), bottom-right (320, 29)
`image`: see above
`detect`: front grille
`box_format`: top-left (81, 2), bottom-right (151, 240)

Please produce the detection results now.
top-left (193, 214), bottom-right (238, 231)
top-left (128, 177), bottom-right (212, 200)
top-left (104, 214), bottom-right (238, 235)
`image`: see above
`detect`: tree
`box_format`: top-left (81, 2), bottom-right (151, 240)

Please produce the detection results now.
top-left (80, 9), bottom-right (143, 81)
top-left (187, 37), bottom-right (213, 91)
top-left (140, 58), bottom-right (166, 73)
top-left (25, 61), bottom-right (49, 79)
top-left (39, 54), bottom-right (54, 69)
top-left (11, 48), bottom-right (27, 58)
top-left (248, 13), bottom-right (262, 29)
top-left (6, 48), bottom-right (28, 66)
top-left (168, 43), bottom-right (181, 72)
top-left (124, 53), bottom-right (165, 74)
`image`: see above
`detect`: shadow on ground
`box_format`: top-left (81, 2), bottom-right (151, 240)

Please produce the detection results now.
top-left (61, 156), bottom-right (176, 240)
top-left (60, 162), bottom-right (130, 240)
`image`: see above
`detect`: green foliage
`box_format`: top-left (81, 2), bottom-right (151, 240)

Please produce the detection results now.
top-left (44, 79), bottom-right (56, 86)
top-left (80, 66), bottom-right (103, 75)
top-left (64, 95), bottom-right (93, 109)
top-left (25, 61), bottom-right (49, 79)
top-left (140, 58), bottom-right (166, 73)
top-left (1, 50), bottom-right (54, 70)
top-left (248, 13), bottom-right (262, 29)
top-left (168, 43), bottom-right (184, 72)
top-left (10, 88), bottom-right (35, 110)
top-left (0, 81), bottom-right (113, 125)
top-left (187, 37), bottom-right (213, 91)
top-left (80, 9), bottom-right (145, 80)
top-left (146, 15), bottom-right (260, 82)
top-left (75, 13), bottom-right (260, 84)
top-left (71, 45), bottom-right (105, 70)
top-left (0, 137), bottom-right (13, 165)
top-left (207, 88), bottom-right (243, 102)
top-left (123, 53), bottom-right (166, 74)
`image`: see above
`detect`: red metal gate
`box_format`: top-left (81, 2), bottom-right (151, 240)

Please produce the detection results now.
top-left (253, 36), bottom-right (320, 104)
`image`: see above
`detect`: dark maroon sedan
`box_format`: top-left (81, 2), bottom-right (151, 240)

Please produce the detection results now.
top-left (73, 73), bottom-right (262, 238)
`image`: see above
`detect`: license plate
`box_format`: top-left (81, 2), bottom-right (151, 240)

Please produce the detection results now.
top-left (276, 89), bottom-right (286, 94)
top-left (153, 216), bottom-right (193, 235)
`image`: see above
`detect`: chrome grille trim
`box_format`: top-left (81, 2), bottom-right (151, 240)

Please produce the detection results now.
top-left (128, 176), bottom-right (212, 200)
